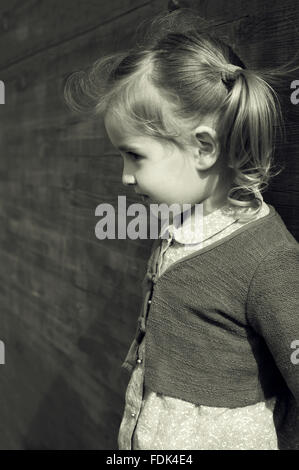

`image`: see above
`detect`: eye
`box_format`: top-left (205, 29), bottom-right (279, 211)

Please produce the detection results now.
top-left (127, 151), bottom-right (143, 160)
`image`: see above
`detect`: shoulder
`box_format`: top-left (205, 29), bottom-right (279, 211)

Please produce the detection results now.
top-left (225, 204), bottom-right (298, 258)
top-left (248, 242), bottom-right (299, 296)
top-left (246, 242), bottom-right (299, 333)
top-left (250, 242), bottom-right (299, 280)
top-left (245, 205), bottom-right (297, 245)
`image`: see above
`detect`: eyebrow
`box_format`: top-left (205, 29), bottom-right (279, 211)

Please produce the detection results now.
top-left (117, 145), bottom-right (146, 157)
top-left (118, 145), bottom-right (141, 153)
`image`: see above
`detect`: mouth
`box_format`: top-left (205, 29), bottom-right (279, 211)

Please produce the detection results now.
top-left (135, 192), bottom-right (156, 204)
top-left (136, 192), bottom-right (149, 201)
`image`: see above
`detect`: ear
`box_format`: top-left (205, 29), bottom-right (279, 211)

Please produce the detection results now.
top-left (192, 125), bottom-right (220, 171)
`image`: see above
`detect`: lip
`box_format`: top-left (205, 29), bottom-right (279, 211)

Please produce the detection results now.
top-left (135, 192), bottom-right (148, 198)
top-left (135, 192), bottom-right (154, 204)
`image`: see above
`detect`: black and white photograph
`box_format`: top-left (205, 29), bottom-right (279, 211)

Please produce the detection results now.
top-left (0, 0), bottom-right (298, 454)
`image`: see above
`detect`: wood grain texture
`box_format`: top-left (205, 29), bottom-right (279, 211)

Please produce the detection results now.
top-left (0, 0), bottom-right (168, 450)
top-left (0, 0), bottom-right (298, 451)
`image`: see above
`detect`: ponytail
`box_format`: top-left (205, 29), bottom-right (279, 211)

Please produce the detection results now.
top-left (216, 64), bottom-right (286, 221)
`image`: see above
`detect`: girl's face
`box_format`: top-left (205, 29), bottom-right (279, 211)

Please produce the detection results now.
top-left (104, 111), bottom-right (211, 211)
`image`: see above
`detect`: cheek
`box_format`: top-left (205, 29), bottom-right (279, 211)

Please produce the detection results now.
top-left (155, 157), bottom-right (185, 183)
top-left (161, 160), bottom-right (195, 190)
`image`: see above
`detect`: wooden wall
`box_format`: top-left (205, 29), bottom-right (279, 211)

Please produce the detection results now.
top-left (0, 0), bottom-right (169, 450)
top-left (0, 0), bottom-right (297, 450)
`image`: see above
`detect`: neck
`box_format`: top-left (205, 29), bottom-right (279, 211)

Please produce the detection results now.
top-left (202, 165), bottom-right (234, 217)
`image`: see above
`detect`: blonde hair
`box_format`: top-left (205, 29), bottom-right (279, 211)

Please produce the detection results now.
top-left (64, 8), bottom-right (299, 221)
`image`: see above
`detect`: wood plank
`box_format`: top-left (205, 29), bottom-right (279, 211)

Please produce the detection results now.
top-left (0, 299), bottom-right (126, 449)
top-left (0, 0), bottom-right (151, 69)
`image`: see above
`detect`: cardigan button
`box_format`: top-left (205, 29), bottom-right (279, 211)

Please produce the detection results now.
top-left (131, 412), bottom-right (136, 418)
top-left (137, 358), bottom-right (142, 364)
top-left (148, 300), bottom-right (152, 304)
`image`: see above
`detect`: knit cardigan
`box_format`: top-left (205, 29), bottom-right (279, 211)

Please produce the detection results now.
top-left (122, 204), bottom-right (299, 449)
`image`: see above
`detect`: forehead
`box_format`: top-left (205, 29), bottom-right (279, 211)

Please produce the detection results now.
top-left (104, 110), bottom-right (124, 139)
top-left (104, 110), bottom-right (141, 145)
top-left (104, 109), bottom-right (168, 153)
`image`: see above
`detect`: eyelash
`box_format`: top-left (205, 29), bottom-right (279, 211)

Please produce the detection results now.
top-left (126, 152), bottom-right (142, 160)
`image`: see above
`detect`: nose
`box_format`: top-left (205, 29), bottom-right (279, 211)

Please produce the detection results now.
top-left (121, 154), bottom-right (137, 186)
top-left (122, 157), bottom-right (137, 186)
top-left (122, 173), bottom-right (136, 186)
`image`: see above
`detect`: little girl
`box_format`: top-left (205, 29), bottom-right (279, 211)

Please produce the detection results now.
top-left (64, 8), bottom-right (299, 450)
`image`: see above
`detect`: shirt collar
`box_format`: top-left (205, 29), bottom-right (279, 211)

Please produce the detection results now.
top-left (158, 202), bottom-right (241, 246)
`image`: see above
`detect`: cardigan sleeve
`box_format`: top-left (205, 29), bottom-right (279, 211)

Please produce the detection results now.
top-left (246, 243), bottom-right (299, 449)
